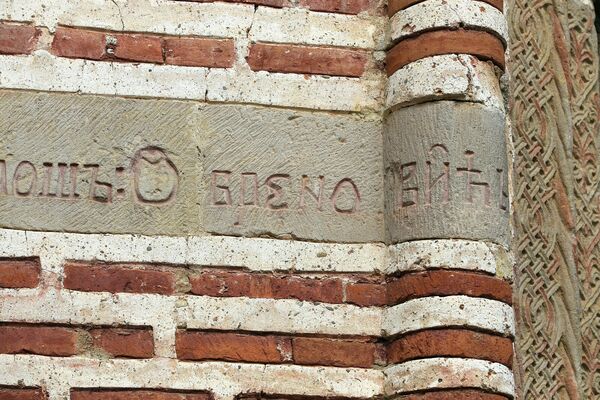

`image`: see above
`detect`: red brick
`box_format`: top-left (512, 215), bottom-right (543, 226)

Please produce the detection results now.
top-left (190, 271), bottom-right (344, 303)
top-left (345, 281), bottom-right (386, 306)
top-left (71, 390), bottom-right (211, 400)
top-left (300, 0), bottom-right (373, 14)
top-left (0, 24), bottom-right (41, 55)
top-left (0, 387), bottom-right (46, 400)
top-left (52, 27), bottom-right (106, 60)
top-left (63, 263), bottom-right (176, 295)
top-left (113, 33), bottom-right (163, 63)
top-left (395, 390), bottom-right (510, 400)
top-left (176, 331), bottom-right (291, 363)
top-left (292, 337), bottom-right (377, 368)
top-left (271, 276), bottom-right (343, 303)
top-left (386, 270), bottom-right (513, 305)
top-left (386, 29), bottom-right (505, 75)
top-left (0, 325), bottom-right (78, 356)
top-left (0, 258), bottom-right (40, 288)
top-left (248, 43), bottom-right (367, 77)
top-left (388, 0), bottom-right (503, 16)
top-left (387, 329), bottom-right (513, 367)
top-left (164, 37), bottom-right (234, 68)
top-left (89, 328), bottom-right (154, 358)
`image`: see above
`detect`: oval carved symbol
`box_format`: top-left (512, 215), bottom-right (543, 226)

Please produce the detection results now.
top-left (132, 147), bottom-right (179, 205)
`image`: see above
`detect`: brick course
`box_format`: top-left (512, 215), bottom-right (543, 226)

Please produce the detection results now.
top-left (247, 43), bottom-right (368, 77)
top-left (71, 390), bottom-right (211, 400)
top-left (0, 258), bottom-right (40, 288)
top-left (0, 387), bottom-right (46, 400)
top-left (0, 24), bottom-right (41, 55)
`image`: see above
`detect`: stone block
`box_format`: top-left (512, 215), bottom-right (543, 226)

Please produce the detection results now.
top-left (0, 90), bottom-right (384, 242)
top-left (384, 101), bottom-right (509, 245)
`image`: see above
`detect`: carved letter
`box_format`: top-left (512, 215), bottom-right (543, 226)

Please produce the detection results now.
top-left (84, 164), bottom-right (113, 204)
top-left (300, 175), bottom-right (325, 211)
top-left (132, 147), bottom-right (179, 205)
top-left (398, 162), bottom-right (419, 209)
top-left (497, 168), bottom-right (509, 211)
top-left (211, 170), bottom-right (232, 206)
top-left (265, 174), bottom-right (290, 210)
top-left (0, 160), bottom-right (7, 195)
top-left (240, 173), bottom-right (259, 207)
top-left (425, 144), bottom-right (450, 205)
top-left (40, 163), bottom-right (56, 197)
top-left (456, 151), bottom-right (491, 207)
top-left (331, 178), bottom-right (360, 214)
top-left (13, 161), bottom-right (37, 197)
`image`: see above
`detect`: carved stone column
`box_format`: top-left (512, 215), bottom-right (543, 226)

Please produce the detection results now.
top-left (383, 0), bottom-right (515, 398)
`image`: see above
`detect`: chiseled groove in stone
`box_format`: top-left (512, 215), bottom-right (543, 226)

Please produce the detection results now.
top-left (0, 355), bottom-right (383, 400)
top-left (386, 239), bottom-right (505, 275)
top-left (383, 295), bottom-right (515, 337)
top-left (390, 0), bottom-right (508, 45)
top-left (0, 288), bottom-right (383, 338)
top-left (0, 229), bottom-right (385, 274)
top-left (384, 358), bottom-right (514, 397)
top-left (386, 54), bottom-right (504, 112)
top-left (0, 53), bottom-right (381, 111)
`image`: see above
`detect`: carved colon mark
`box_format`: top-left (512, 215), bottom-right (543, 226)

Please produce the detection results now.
top-left (132, 147), bottom-right (179, 205)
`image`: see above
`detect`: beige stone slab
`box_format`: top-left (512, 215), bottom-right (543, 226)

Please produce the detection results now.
top-left (198, 104), bottom-right (384, 242)
top-left (0, 90), bottom-right (384, 242)
top-left (384, 101), bottom-right (509, 245)
top-left (0, 90), bottom-right (202, 235)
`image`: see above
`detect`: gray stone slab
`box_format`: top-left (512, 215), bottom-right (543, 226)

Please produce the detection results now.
top-left (384, 101), bottom-right (510, 245)
top-left (198, 104), bottom-right (384, 242)
top-left (0, 90), bottom-right (203, 236)
top-left (0, 90), bottom-right (384, 242)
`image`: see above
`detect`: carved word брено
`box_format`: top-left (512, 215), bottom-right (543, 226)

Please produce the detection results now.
top-left (210, 171), bottom-right (362, 216)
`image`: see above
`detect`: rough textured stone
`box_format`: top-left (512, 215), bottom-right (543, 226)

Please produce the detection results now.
top-left (198, 103), bottom-right (383, 242)
top-left (384, 101), bottom-right (509, 245)
top-left (0, 90), bottom-right (202, 235)
top-left (0, 91), bottom-right (383, 241)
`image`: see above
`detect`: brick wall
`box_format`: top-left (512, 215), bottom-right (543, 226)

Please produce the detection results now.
top-left (0, 0), bottom-right (515, 399)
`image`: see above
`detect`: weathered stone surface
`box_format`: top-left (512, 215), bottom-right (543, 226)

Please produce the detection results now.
top-left (198, 104), bottom-right (383, 242)
top-left (0, 90), bottom-right (383, 241)
top-left (0, 90), bottom-right (202, 236)
top-left (384, 101), bottom-right (509, 245)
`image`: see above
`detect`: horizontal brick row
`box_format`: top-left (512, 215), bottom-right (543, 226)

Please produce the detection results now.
top-left (0, 324), bottom-right (512, 368)
top-left (176, 331), bottom-right (384, 368)
top-left (0, 258), bottom-right (40, 288)
top-left (0, 24), bottom-right (41, 55)
top-left (0, 387), bottom-right (46, 400)
top-left (247, 43), bottom-right (368, 77)
top-left (63, 262), bottom-right (512, 306)
top-left (395, 390), bottom-right (510, 400)
top-left (387, 329), bottom-right (513, 367)
top-left (173, 0), bottom-right (375, 15)
top-left (386, 29), bottom-right (506, 76)
top-left (175, 329), bottom-right (512, 368)
top-left (51, 27), bottom-right (235, 68)
top-left (71, 390), bottom-right (211, 400)
top-left (0, 324), bottom-right (153, 358)
top-left (388, 0), bottom-right (504, 17)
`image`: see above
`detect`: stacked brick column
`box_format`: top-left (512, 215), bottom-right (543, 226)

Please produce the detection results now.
top-left (383, 0), bottom-right (514, 398)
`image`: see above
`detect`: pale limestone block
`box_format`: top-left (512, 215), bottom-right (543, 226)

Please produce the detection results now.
top-left (385, 358), bottom-right (514, 397)
top-left (383, 295), bottom-right (515, 336)
top-left (390, 0), bottom-right (507, 44)
top-left (0, 355), bottom-right (383, 399)
top-left (386, 54), bottom-right (504, 111)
